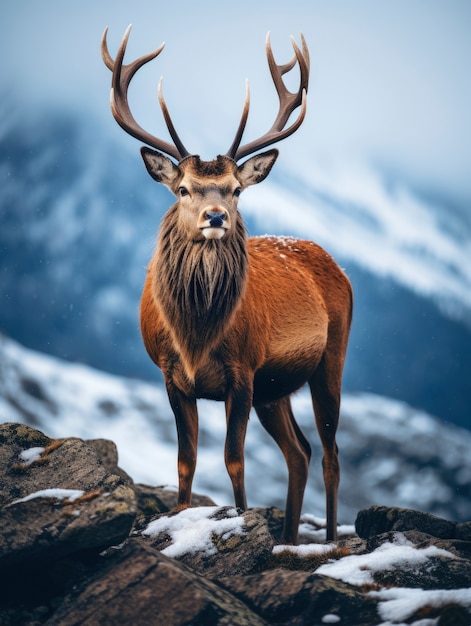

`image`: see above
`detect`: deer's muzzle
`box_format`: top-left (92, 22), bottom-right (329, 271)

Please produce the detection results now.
top-left (198, 208), bottom-right (229, 239)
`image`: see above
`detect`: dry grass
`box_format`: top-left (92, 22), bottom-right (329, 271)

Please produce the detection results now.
top-left (10, 440), bottom-right (63, 473)
top-left (267, 545), bottom-right (351, 572)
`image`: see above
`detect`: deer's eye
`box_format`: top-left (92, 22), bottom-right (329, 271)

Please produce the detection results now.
top-left (233, 188), bottom-right (242, 198)
top-left (178, 187), bottom-right (189, 197)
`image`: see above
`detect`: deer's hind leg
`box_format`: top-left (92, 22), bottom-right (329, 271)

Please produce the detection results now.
top-left (308, 352), bottom-right (344, 542)
top-left (255, 396), bottom-right (311, 544)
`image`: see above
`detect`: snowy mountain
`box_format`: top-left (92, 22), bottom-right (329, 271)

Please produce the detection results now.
top-left (1, 333), bottom-right (470, 524)
top-left (1, 101), bottom-right (470, 431)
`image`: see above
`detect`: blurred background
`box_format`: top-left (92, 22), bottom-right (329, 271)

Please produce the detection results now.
top-left (1, 1), bottom-right (470, 520)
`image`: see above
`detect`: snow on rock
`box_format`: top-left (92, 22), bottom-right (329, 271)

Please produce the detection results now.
top-left (273, 543), bottom-right (338, 557)
top-left (142, 506), bottom-right (246, 558)
top-left (10, 488), bottom-right (85, 505)
top-left (321, 615), bottom-right (341, 624)
top-left (18, 447), bottom-right (44, 465)
top-left (316, 532), bottom-right (455, 586)
top-left (370, 587), bottom-right (471, 623)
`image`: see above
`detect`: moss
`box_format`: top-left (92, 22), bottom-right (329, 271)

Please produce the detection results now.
top-left (137, 497), bottom-right (163, 517)
top-left (11, 424), bottom-right (50, 447)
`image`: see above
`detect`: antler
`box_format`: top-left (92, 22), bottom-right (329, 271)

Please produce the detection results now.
top-left (227, 33), bottom-right (310, 162)
top-left (101, 25), bottom-right (189, 161)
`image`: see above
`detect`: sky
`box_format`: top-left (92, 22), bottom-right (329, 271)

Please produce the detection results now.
top-left (2, 0), bottom-right (471, 206)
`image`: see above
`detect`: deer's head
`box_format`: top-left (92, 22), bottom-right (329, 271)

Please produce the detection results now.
top-left (140, 149), bottom-right (278, 241)
top-left (101, 27), bottom-right (309, 242)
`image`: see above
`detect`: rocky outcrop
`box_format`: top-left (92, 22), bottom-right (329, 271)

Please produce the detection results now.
top-left (0, 424), bottom-right (137, 569)
top-left (1, 422), bottom-right (470, 625)
top-left (356, 504), bottom-right (471, 542)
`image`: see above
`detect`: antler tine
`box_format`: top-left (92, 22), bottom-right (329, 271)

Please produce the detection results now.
top-left (300, 33), bottom-right (311, 79)
top-left (101, 25), bottom-right (189, 162)
top-left (228, 33), bottom-right (309, 162)
top-left (226, 79), bottom-right (250, 161)
top-left (101, 26), bottom-right (115, 71)
top-left (292, 34), bottom-right (310, 101)
top-left (157, 78), bottom-right (190, 159)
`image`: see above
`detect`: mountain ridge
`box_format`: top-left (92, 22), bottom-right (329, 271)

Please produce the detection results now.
top-left (1, 333), bottom-right (469, 523)
top-left (1, 101), bottom-right (470, 428)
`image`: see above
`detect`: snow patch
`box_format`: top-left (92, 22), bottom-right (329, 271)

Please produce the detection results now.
top-left (370, 587), bottom-right (471, 623)
top-left (142, 506), bottom-right (246, 558)
top-left (273, 543), bottom-right (337, 557)
top-left (321, 615), bottom-right (341, 624)
top-left (316, 532), bottom-right (455, 586)
top-left (11, 488), bottom-right (85, 505)
top-left (18, 446), bottom-right (44, 465)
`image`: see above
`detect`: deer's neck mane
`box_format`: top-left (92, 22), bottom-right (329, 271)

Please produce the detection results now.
top-left (153, 207), bottom-right (248, 371)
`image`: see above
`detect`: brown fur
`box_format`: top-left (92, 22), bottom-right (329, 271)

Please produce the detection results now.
top-left (139, 153), bottom-right (353, 544)
top-left (152, 206), bottom-right (248, 372)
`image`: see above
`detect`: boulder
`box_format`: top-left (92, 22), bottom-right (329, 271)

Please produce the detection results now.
top-left (0, 483), bottom-right (136, 568)
top-left (140, 506), bottom-right (274, 577)
top-left (355, 505), bottom-right (457, 539)
top-left (0, 423), bottom-right (120, 504)
top-left (456, 521), bottom-right (471, 541)
top-left (132, 482), bottom-right (217, 519)
top-left (362, 531), bottom-right (471, 590)
top-left (219, 570), bottom-right (377, 625)
top-left (0, 422), bottom-right (136, 568)
top-left (45, 539), bottom-right (267, 626)
top-left (86, 437), bottom-right (133, 483)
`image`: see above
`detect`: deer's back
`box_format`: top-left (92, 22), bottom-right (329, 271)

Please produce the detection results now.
top-left (245, 237), bottom-right (352, 404)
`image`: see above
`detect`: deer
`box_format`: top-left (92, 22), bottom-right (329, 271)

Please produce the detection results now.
top-left (101, 25), bottom-right (353, 544)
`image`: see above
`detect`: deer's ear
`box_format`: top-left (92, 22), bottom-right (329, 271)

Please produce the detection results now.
top-left (141, 147), bottom-right (180, 187)
top-left (237, 149), bottom-right (278, 187)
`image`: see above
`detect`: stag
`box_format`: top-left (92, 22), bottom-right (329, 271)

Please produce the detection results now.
top-left (102, 25), bottom-right (352, 543)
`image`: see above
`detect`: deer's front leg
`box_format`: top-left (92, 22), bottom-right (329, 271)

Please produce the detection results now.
top-left (165, 381), bottom-right (198, 508)
top-left (224, 382), bottom-right (253, 511)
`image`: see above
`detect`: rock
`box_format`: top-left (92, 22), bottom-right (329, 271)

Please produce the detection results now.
top-left (400, 529), bottom-right (471, 560)
top-left (366, 533), bottom-right (471, 590)
top-left (355, 505), bottom-right (457, 539)
top-left (0, 423), bottom-right (136, 568)
top-left (456, 521), bottom-right (471, 541)
top-left (86, 438), bottom-right (134, 483)
top-left (251, 506), bottom-right (286, 540)
top-left (0, 483), bottom-right (136, 568)
top-left (132, 483), bottom-right (217, 519)
top-left (131, 483), bottom-right (174, 517)
top-left (141, 506), bottom-right (273, 577)
top-left (1, 423), bottom-right (471, 626)
top-left (45, 539), bottom-right (268, 626)
top-left (219, 571), bottom-right (377, 625)
top-left (0, 423), bottom-right (118, 505)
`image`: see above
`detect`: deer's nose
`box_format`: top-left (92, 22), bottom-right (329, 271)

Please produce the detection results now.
top-left (206, 211), bottom-right (227, 228)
